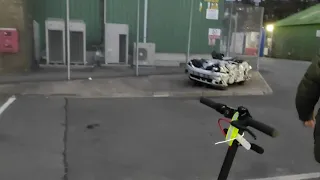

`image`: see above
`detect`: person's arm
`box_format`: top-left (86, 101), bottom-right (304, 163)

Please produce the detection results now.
top-left (295, 56), bottom-right (320, 122)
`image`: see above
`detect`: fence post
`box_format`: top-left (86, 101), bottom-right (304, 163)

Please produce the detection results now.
top-left (143, 0), bottom-right (148, 43)
top-left (226, 2), bottom-right (234, 57)
top-left (66, 0), bottom-right (70, 80)
top-left (257, 7), bottom-right (264, 71)
top-left (186, 0), bottom-right (194, 64)
top-left (136, 0), bottom-right (140, 76)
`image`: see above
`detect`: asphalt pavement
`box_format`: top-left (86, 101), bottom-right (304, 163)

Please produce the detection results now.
top-left (0, 58), bottom-right (318, 180)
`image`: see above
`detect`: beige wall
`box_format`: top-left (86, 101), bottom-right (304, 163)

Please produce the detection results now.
top-left (0, 0), bottom-right (33, 73)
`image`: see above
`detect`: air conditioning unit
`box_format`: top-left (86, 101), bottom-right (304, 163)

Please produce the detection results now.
top-left (69, 20), bottom-right (86, 65)
top-left (133, 42), bottom-right (156, 66)
top-left (45, 18), bottom-right (65, 64)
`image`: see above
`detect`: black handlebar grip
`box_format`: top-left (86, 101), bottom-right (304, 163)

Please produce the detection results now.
top-left (250, 143), bottom-right (264, 154)
top-left (200, 97), bottom-right (225, 113)
top-left (247, 118), bottom-right (278, 138)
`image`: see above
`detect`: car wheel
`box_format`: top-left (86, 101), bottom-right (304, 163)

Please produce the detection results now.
top-left (210, 84), bottom-right (228, 90)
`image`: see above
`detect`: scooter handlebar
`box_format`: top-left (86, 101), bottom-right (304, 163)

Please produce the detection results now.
top-left (200, 97), bottom-right (278, 138)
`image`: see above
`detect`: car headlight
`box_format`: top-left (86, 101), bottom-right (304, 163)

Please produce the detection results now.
top-left (213, 67), bottom-right (219, 72)
top-left (213, 77), bottom-right (221, 82)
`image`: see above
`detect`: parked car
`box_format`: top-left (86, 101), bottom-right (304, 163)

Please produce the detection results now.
top-left (185, 51), bottom-right (252, 89)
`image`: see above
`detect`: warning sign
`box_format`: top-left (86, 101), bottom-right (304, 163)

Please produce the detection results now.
top-left (206, 9), bottom-right (219, 20)
top-left (208, 28), bottom-right (221, 39)
top-left (205, 1), bottom-right (219, 20)
top-left (316, 30), bottom-right (320, 37)
top-left (208, 28), bottom-right (221, 46)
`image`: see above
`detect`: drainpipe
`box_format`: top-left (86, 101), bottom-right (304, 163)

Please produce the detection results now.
top-left (143, 0), bottom-right (148, 43)
top-left (104, 0), bottom-right (106, 24)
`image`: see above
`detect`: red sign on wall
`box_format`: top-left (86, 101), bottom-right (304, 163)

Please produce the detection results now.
top-left (0, 28), bottom-right (19, 53)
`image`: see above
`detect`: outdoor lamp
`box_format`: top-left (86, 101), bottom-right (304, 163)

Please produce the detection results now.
top-left (266, 24), bottom-right (274, 32)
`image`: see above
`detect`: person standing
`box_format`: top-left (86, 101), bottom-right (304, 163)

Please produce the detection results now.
top-left (295, 55), bottom-right (320, 163)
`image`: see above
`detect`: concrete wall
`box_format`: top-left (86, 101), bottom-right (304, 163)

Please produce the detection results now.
top-left (0, 0), bottom-right (33, 73)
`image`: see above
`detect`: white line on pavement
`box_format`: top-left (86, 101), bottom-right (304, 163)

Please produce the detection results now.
top-left (0, 95), bottom-right (16, 115)
top-left (246, 172), bottom-right (320, 180)
top-left (153, 93), bottom-right (170, 97)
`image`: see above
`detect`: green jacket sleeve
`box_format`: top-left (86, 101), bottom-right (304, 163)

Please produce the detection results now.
top-left (295, 56), bottom-right (320, 122)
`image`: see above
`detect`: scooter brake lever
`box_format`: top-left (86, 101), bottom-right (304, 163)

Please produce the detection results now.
top-left (244, 128), bottom-right (257, 140)
top-left (230, 121), bottom-right (256, 140)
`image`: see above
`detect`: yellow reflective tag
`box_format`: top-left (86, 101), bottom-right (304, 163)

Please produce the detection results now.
top-left (225, 112), bottom-right (239, 146)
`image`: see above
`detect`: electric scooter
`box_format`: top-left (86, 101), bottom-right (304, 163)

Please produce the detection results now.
top-left (199, 97), bottom-right (279, 180)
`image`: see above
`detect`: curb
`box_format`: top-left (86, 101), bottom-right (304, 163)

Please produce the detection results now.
top-left (0, 72), bottom-right (185, 85)
top-left (10, 71), bottom-right (273, 99)
top-left (256, 72), bottom-right (273, 95)
top-left (39, 89), bottom-right (272, 99)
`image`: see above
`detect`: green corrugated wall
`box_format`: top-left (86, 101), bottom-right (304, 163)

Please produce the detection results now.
top-left (31, 0), bottom-right (223, 54)
top-left (106, 0), bottom-right (224, 53)
top-left (146, 0), bottom-right (223, 53)
top-left (272, 25), bottom-right (320, 61)
top-left (106, 0), bottom-right (145, 54)
top-left (31, 0), bottom-right (102, 51)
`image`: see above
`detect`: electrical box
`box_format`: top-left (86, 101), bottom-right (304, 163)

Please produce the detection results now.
top-left (69, 20), bottom-right (86, 65)
top-left (45, 18), bottom-right (66, 64)
top-left (105, 23), bottom-right (129, 64)
top-left (0, 28), bottom-right (19, 53)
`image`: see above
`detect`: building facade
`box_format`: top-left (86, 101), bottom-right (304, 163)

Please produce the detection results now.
top-left (272, 4), bottom-right (320, 61)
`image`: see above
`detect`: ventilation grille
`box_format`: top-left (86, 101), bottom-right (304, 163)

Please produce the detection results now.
top-left (70, 32), bottom-right (84, 63)
top-left (48, 30), bottom-right (64, 63)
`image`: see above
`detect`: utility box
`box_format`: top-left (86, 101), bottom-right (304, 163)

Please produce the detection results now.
top-left (69, 20), bottom-right (86, 65)
top-left (105, 23), bottom-right (129, 64)
top-left (0, 28), bottom-right (19, 53)
top-left (45, 18), bottom-right (65, 64)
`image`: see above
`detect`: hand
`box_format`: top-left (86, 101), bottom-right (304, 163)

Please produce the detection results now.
top-left (304, 119), bottom-right (315, 128)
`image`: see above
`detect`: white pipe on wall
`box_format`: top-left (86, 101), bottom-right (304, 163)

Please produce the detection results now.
top-left (104, 0), bottom-right (107, 23)
top-left (143, 0), bottom-right (148, 43)
top-left (66, 0), bottom-right (70, 80)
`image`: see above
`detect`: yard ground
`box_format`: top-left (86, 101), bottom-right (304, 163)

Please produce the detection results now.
top-left (0, 58), bottom-right (318, 180)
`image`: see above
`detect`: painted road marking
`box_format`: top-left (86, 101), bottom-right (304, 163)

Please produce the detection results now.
top-left (246, 172), bottom-right (320, 180)
top-left (0, 95), bottom-right (16, 115)
top-left (153, 92), bottom-right (170, 97)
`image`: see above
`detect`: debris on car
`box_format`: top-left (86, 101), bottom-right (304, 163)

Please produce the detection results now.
top-left (185, 51), bottom-right (252, 89)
